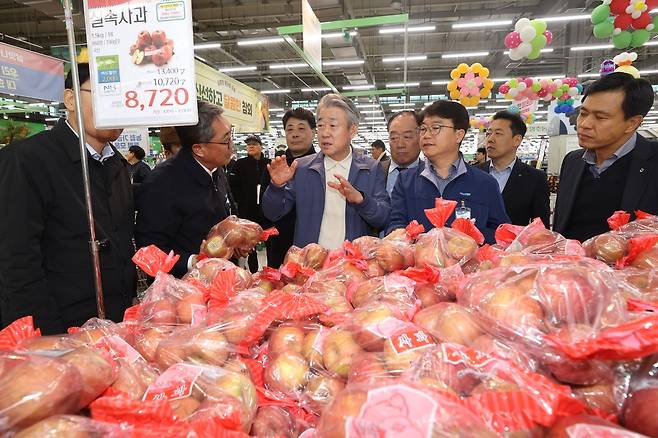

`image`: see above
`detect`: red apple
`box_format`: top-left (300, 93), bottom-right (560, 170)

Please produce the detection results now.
top-left (446, 234), bottom-right (478, 261)
top-left (302, 329), bottom-right (325, 368)
top-left (61, 346), bottom-right (117, 409)
top-left (141, 298), bottom-right (177, 324)
top-left (187, 329), bottom-right (230, 366)
top-left (348, 352), bottom-right (389, 384)
top-left (250, 406), bottom-right (296, 438)
top-left (350, 304), bottom-right (399, 351)
top-left (632, 247), bottom-right (658, 270)
top-left (176, 290), bottom-right (205, 324)
top-left (150, 30), bottom-right (166, 47)
top-left (481, 285), bottom-right (545, 332)
top-left (171, 397), bottom-right (201, 420)
top-left (316, 388), bottom-right (368, 438)
top-left (136, 30), bottom-right (152, 49)
top-left (304, 243), bottom-right (328, 269)
top-left (414, 283), bottom-right (453, 308)
top-left (572, 383), bottom-right (618, 416)
top-left (303, 373), bottom-right (345, 413)
top-left (135, 326), bottom-right (173, 363)
top-left (322, 330), bottom-right (363, 378)
top-left (375, 242), bottom-right (406, 272)
top-left (589, 233), bottom-right (628, 263)
top-left (413, 302), bottom-right (483, 347)
top-left (536, 267), bottom-right (600, 325)
top-left (264, 351), bottom-right (309, 395)
top-left (622, 387), bottom-right (658, 437)
top-left (268, 325), bottom-right (305, 356)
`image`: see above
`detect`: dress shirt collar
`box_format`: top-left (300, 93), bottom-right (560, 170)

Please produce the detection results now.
top-left (582, 132), bottom-right (637, 176)
top-left (65, 120), bottom-right (115, 163)
top-left (193, 156), bottom-right (217, 177)
top-left (324, 150), bottom-right (353, 171)
top-left (428, 153), bottom-right (466, 181)
top-left (389, 157), bottom-right (420, 174)
top-left (490, 157), bottom-right (516, 173)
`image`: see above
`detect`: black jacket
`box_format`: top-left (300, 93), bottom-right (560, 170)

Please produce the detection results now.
top-left (553, 135), bottom-right (658, 238)
top-left (0, 119), bottom-right (136, 334)
top-left (128, 161), bottom-right (151, 184)
top-left (135, 147), bottom-right (236, 278)
top-left (477, 159), bottom-right (550, 227)
top-left (260, 147), bottom-right (316, 268)
top-left (230, 154), bottom-right (270, 224)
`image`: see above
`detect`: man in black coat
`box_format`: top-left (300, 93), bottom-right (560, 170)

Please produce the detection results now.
top-left (135, 101), bottom-right (238, 278)
top-left (261, 108), bottom-right (317, 268)
top-left (0, 63), bottom-right (136, 334)
top-left (478, 111), bottom-right (550, 227)
top-left (554, 73), bottom-right (657, 242)
top-left (229, 135), bottom-right (270, 272)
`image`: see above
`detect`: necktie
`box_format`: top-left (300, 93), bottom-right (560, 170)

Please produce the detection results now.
top-left (397, 167), bottom-right (407, 172)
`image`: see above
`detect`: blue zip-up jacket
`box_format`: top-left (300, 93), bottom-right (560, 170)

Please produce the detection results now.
top-left (386, 160), bottom-right (510, 243)
top-left (262, 150), bottom-right (391, 247)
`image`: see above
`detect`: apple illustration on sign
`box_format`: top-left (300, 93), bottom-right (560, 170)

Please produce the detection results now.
top-left (130, 30), bottom-right (174, 66)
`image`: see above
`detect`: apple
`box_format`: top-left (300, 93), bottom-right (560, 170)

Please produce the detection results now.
top-left (135, 326), bottom-right (174, 363)
top-left (375, 242), bottom-right (406, 272)
top-left (303, 373), bottom-right (345, 413)
top-left (151, 45), bottom-right (173, 66)
top-left (19, 335), bottom-right (82, 351)
top-left (471, 377), bottom-right (520, 395)
top-left (155, 341), bottom-right (189, 370)
top-left (352, 236), bottom-right (380, 257)
top-left (481, 285), bottom-right (545, 332)
top-left (264, 351), bottom-right (309, 395)
top-left (350, 304), bottom-right (399, 351)
top-left (268, 325), bottom-right (305, 356)
top-left (250, 406), bottom-right (296, 438)
top-left (171, 397), bottom-right (201, 420)
top-left (382, 334), bottom-right (433, 373)
top-left (302, 329), bottom-right (325, 367)
top-left (141, 298), bottom-right (177, 324)
top-left (315, 388), bottom-right (368, 438)
top-left (446, 234), bottom-right (478, 261)
top-left (304, 243), bottom-right (328, 269)
top-left (536, 267), bottom-right (600, 325)
top-left (322, 330), bottom-right (363, 378)
top-left (61, 346), bottom-right (117, 409)
top-left (150, 30), bottom-right (166, 47)
top-left (572, 383), bottom-right (618, 416)
top-left (414, 234), bottom-right (446, 268)
top-left (414, 283), bottom-right (453, 308)
top-left (546, 358), bottom-right (613, 386)
top-left (413, 302), bottom-right (483, 347)
top-left (112, 359), bottom-right (151, 400)
top-left (347, 352), bottom-right (389, 384)
top-left (365, 259), bottom-right (386, 278)
top-left (176, 290), bottom-right (205, 324)
top-left (193, 370), bottom-right (257, 431)
top-left (622, 387), bottom-right (658, 437)
top-left (632, 247), bottom-right (658, 270)
top-left (14, 415), bottom-right (103, 438)
top-left (284, 246), bottom-right (304, 265)
top-left (588, 233), bottom-right (628, 263)
top-left (187, 329), bottom-right (230, 366)
top-left (136, 30), bottom-right (152, 49)
top-left (547, 414), bottom-right (622, 438)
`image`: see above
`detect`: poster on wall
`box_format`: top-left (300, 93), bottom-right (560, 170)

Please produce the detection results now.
top-left (0, 42), bottom-right (64, 102)
top-left (195, 60), bottom-right (269, 133)
top-left (83, 0), bottom-right (198, 129)
top-left (113, 127), bottom-right (150, 155)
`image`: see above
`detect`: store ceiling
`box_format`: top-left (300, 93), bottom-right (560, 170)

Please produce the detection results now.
top-left (0, 0), bottom-right (656, 129)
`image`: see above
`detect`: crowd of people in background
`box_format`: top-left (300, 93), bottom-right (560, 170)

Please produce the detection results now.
top-left (0, 63), bottom-right (656, 335)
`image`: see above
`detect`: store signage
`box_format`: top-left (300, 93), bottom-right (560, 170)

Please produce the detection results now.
top-left (0, 42), bottom-right (64, 102)
top-left (195, 60), bottom-right (270, 133)
top-left (83, 0), bottom-right (198, 129)
top-left (113, 126), bottom-right (150, 155)
top-left (302, 0), bottom-right (322, 74)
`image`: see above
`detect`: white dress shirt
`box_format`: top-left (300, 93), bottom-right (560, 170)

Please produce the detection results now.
top-left (66, 120), bottom-right (115, 162)
top-left (318, 151), bottom-right (352, 250)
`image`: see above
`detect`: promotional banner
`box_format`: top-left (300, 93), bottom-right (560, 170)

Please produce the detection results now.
top-left (113, 126), bottom-right (150, 155)
top-left (84, 0), bottom-right (198, 129)
top-left (195, 60), bottom-right (270, 133)
top-left (0, 42), bottom-right (64, 102)
top-left (302, 0), bottom-right (321, 74)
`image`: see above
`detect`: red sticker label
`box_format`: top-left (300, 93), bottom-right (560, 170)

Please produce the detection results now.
top-left (388, 327), bottom-right (435, 356)
top-left (143, 363), bottom-right (205, 402)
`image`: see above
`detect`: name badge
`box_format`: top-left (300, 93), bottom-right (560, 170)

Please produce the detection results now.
top-left (455, 200), bottom-right (471, 220)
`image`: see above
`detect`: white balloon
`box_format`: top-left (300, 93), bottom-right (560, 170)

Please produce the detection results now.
top-left (554, 79), bottom-right (563, 88)
top-left (568, 87), bottom-right (579, 97)
top-left (515, 18), bottom-right (531, 32)
top-left (508, 48), bottom-right (523, 61)
top-left (518, 42), bottom-right (532, 57)
top-left (518, 82), bottom-right (527, 90)
top-left (509, 88), bottom-right (520, 97)
top-left (520, 26), bottom-right (537, 42)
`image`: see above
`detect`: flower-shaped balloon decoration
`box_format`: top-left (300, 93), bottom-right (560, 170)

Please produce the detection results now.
top-left (600, 59), bottom-right (617, 75)
top-left (553, 78), bottom-right (583, 114)
top-left (470, 115), bottom-right (491, 131)
top-left (447, 63), bottom-right (494, 107)
top-left (506, 103), bottom-right (536, 125)
top-left (505, 18), bottom-right (553, 60)
top-left (613, 51), bottom-right (641, 77)
top-left (498, 77), bottom-right (583, 112)
top-left (591, 0), bottom-right (658, 48)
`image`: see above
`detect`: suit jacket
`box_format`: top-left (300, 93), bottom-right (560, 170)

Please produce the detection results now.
top-left (553, 135), bottom-right (658, 237)
top-left (135, 147), bottom-right (236, 278)
top-left (262, 149), bottom-right (390, 247)
top-left (0, 119), bottom-right (135, 334)
top-left (229, 155), bottom-right (270, 225)
top-left (477, 159), bottom-right (550, 227)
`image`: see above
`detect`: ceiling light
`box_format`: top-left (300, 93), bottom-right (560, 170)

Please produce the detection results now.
top-left (385, 82), bottom-right (420, 88)
top-left (365, 116), bottom-right (385, 120)
top-left (486, 105), bottom-right (509, 109)
top-left (532, 74), bottom-right (565, 80)
top-left (269, 62), bottom-right (308, 69)
top-left (194, 55), bottom-right (208, 63)
top-left (571, 44), bottom-right (614, 51)
top-left (237, 36), bottom-right (285, 46)
top-left (194, 42), bottom-right (222, 50)
top-left (270, 108), bottom-right (285, 112)
top-left (577, 72), bottom-right (601, 78)
top-left (218, 65), bottom-right (257, 73)
top-left (361, 110), bottom-right (383, 113)
top-left (442, 51), bottom-right (489, 59)
top-left (379, 25), bottom-right (436, 34)
top-left (492, 77), bottom-right (512, 82)
top-left (639, 69), bottom-right (658, 75)
top-left (382, 55), bottom-right (427, 63)
top-left (452, 19), bottom-right (513, 29)
top-left (540, 14), bottom-right (590, 23)
top-left (389, 103), bottom-right (416, 107)
top-left (535, 111), bottom-right (548, 114)
top-left (301, 87), bottom-right (332, 92)
top-left (342, 84), bottom-right (375, 90)
top-left (322, 31), bottom-right (358, 39)
top-left (432, 80), bottom-right (451, 85)
top-left (503, 48), bottom-right (553, 55)
top-left (644, 40), bottom-right (658, 46)
top-left (323, 59), bottom-right (364, 66)
top-left (260, 89), bottom-right (291, 94)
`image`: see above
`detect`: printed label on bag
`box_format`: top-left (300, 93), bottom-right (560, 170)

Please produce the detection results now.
top-left (95, 335), bottom-right (143, 364)
top-left (143, 363), bottom-right (205, 401)
top-left (387, 327), bottom-right (435, 356)
top-left (190, 304), bottom-right (207, 327)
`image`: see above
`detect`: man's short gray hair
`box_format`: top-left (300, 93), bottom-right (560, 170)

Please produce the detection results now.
top-left (317, 93), bottom-right (360, 127)
top-left (175, 101), bottom-right (225, 149)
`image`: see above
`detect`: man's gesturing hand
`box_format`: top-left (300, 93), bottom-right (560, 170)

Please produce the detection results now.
top-left (267, 156), bottom-right (298, 187)
top-left (327, 174), bottom-right (364, 204)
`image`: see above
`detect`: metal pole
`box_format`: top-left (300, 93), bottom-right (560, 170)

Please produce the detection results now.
top-left (63, 0), bottom-right (105, 319)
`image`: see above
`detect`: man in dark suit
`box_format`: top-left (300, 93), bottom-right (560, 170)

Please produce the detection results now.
top-left (383, 110), bottom-right (421, 196)
top-left (554, 72), bottom-right (657, 242)
top-left (370, 139), bottom-right (389, 163)
top-left (478, 111), bottom-right (550, 227)
top-left (135, 101), bottom-right (238, 278)
top-left (0, 63), bottom-right (135, 334)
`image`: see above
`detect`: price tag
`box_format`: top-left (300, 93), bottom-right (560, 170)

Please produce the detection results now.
top-left (83, 0), bottom-right (198, 129)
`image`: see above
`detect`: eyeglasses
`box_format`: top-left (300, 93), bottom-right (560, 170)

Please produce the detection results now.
top-left (204, 138), bottom-right (233, 147)
top-left (80, 89), bottom-right (92, 92)
top-left (418, 124), bottom-right (455, 136)
top-left (390, 132), bottom-right (419, 142)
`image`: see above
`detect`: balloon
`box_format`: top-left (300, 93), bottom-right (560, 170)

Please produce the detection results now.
top-left (531, 19), bottom-right (547, 35)
top-left (471, 63), bottom-right (483, 73)
top-left (543, 30), bottom-right (553, 45)
top-left (610, 0), bottom-right (628, 15)
top-left (450, 70), bottom-right (461, 80)
top-left (614, 14), bottom-right (633, 31)
top-left (447, 82), bottom-right (457, 92)
top-left (499, 84), bottom-right (510, 94)
top-left (593, 21), bottom-right (615, 38)
top-left (481, 67), bottom-right (490, 78)
top-left (554, 79), bottom-right (563, 88)
top-left (509, 88), bottom-right (519, 98)
top-left (520, 26), bottom-right (537, 42)
top-left (505, 32), bottom-right (521, 49)
top-left (591, 4), bottom-right (611, 24)
top-left (508, 48), bottom-right (524, 61)
top-left (630, 29), bottom-right (651, 47)
top-left (479, 88), bottom-right (490, 99)
top-left (615, 64), bottom-right (641, 78)
top-left (613, 30), bottom-right (632, 48)
top-left (517, 42), bottom-right (532, 57)
top-left (524, 78), bottom-right (534, 87)
top-left (531, 82), bottom-right (541, 92)
top-left (457, 63), bottom-right (469, 74)
top-left (518, 82), bottom-right (527, 91)
top-left (528, 47), bottom-right (541, 60)
top-left (509, 78), bottom-right (519, 88)
top-left (634, 13), bottom-right (652, 30)
top-left (532, 34), bottom-right (548, 51)
top-left (450, 90), bottom-right (460, 100)
top-left (537, 88), bottom-right (548, 98)
top-left (515, 18), bottom-right (531, 31)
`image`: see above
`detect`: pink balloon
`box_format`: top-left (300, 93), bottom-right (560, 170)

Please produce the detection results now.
top-left (499, 84), bottom-right (510, 94)
top-left (544, 30), bottom-right (553, 45)
top-left (561, 93), bottom-right (570, 101)
top-left (524, 78), bottom-right (534, 87)
top-left (504, 31), bottom-right (521, 49)
top-left (537, 88), bottom-right (548, 98)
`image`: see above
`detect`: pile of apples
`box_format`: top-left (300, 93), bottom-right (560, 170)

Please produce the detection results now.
top-left (129, 30), bottom-right (174, 67)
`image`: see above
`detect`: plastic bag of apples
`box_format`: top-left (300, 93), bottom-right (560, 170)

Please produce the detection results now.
top-left (200, 215), bottom-right (278, 259)
top-left (496, 218), bottom-right (585, 257)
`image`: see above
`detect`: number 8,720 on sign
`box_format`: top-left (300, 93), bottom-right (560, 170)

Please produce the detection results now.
top-left (124, 88), bottom-right (190, 111)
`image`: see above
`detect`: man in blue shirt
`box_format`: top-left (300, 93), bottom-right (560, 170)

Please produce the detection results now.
top-left (383, 110), bottom-right (421, 196)
top-left (386, 100), bottom-right (509, 243)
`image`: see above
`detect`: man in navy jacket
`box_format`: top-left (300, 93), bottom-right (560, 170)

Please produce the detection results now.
top-left (386, 100), bottom-right (509, 243)
top-left (262, 94), bottom-right (390, 248)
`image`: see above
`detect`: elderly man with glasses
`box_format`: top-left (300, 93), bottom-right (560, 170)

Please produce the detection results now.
top-left (386, 100), bottom-right (509, 243)
top-left (135, 100), bottom-right (238, 278)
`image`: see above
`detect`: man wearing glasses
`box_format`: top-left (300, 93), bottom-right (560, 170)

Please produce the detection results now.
top-left (386, 100), bottom-right (509, 243)
top-left (135, 100), bottom-right (237, 278)
top-left (383, 110), bottom-right (422, 196)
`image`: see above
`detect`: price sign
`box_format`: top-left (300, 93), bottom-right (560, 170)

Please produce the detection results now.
top-left (83, 0), bottom-right (198, 129)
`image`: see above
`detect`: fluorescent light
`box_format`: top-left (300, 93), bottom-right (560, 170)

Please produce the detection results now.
top-left (578, 72), bottom-right (600, 78)
top-left (269, 108), bottom-right (285, 112)
top-left (571, 44), bottom-right (614, 51)
top-left (365, 116), bottom-right (385, 120)
top-left (194, 42), bottom-right (222, 50)
top-left (442, 51), bottom-right (489, 59)
top-left (504, 48), bottom-right (553, 55)
top-left (323, 59), bottom-right (364, 66)
top-left (322, 31), bottom-right (358, 39)
top-left (237, 36), bottom-right (285, 46)
top-left (194, 55), bottom-right (208, 63)
top-left (452, 19), bottom-right (512, 29)
top-left (342, 84), bottom-right (375, 90)
top-left (386, 82), bottom-right (420, 88)
top-left (486, 105), bottom-right (509, 109)
top-left (492, 77), bottom-right (512, 82)
top-left (379, 25), bottom-right (436, 34)
top-left (260, 89), bottom-right (291, 94)
top-left (535, 111), bottom-right (548, 114)
top-left (531, 74), bottom-right (565, 80)
top-left (269, 62), bottom-right (308, 69)
top-left (640, 69), bottom-right (658, 75)
top-left (389, 103), bottom-right (416, 107)
top-left (540, 14), bottom-right (590, 23)
top-left (476, 112), bottom-right (495, 116)
top-left (218, 65), bottom-right (257, 73)
top-left (432, 80), bottom-right (451, 85)
top-left (301, 87), bottom-right (332, 92)
top-left (361, 110), bottom-right (383, 113)
top-left (644, 40), bottom-right (658, 46)
top-left (382, 55), bottom-right (427, 63)
top-left (45, 117), bottom-right (59, 121)
top-left (356, 103), bottom-right (380, 108)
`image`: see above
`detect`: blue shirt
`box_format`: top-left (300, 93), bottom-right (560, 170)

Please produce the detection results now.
top-left (489, 158), bottom-right (516, 193)
top-left (66, 120), bottom-right (115, 163)
top-left (386, 157), bottom-right (420, 195)
top-left (583, 133), bottom-right (636, 177)
top-left (420, 154), bottom-right (467, 195)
